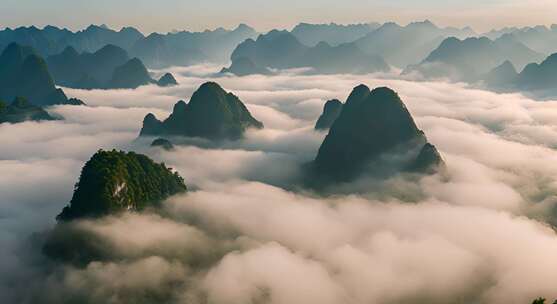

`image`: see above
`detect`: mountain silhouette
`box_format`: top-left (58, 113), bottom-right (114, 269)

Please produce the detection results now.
top-left (308, 85), bottom-right (444, 185)
top-left (406, 35), bottom-right (544, 81)
top-left (220, 57), bottom-right (272, 76)
top-left (140, 82), bottom-right (263, 140)
top-left (107, 58), bottom-right (155, 89)
top-left (0, 43), bottom-right (83, 106)
top-left (0, 24), bottom-right (257, 69)
top-left (157, 73), bottom-right (178, 87)
top-left (47, 44), bottom-right (130, 88)
top-left (355, 20), bottom-right (476, 68)
top-left (291, 22), bottom-right (380, 46)
top-left (225, 30), bottom-right (389, 75)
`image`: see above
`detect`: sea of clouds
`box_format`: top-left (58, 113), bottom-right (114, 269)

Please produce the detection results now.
top-left (2, 64), bottom-right (557, 304)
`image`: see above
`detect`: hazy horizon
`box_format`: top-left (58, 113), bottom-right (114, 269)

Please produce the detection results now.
top-left (1, 0), bottom-right (556, 34)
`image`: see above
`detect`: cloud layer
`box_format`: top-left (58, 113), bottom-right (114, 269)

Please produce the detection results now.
top-left (2, 65), bottom-right (557, 303)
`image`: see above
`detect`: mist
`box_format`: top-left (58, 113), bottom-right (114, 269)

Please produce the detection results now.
top-left (2, 65), bottom-right (557, 304)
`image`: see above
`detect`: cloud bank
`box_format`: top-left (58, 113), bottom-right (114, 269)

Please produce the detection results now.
top-left (2, 65), bottom-right (557, 303)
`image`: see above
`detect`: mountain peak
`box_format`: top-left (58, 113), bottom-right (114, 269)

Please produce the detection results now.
top-left (315, 99), bottom-right (343, 130)
top-left (56, 150), bottom-right (187, 221)
top-left (140, 82), bottom-right (263, 140)
top-left (309, 85), bottom-right (443, 184)
top-left (157, 73), bottom-right (178, 87)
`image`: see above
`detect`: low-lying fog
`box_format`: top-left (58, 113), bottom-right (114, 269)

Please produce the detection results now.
top-left (2, 65), bottom-right (557, 304)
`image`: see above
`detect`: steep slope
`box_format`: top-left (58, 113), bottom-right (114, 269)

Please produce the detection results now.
top-left (57, 150), bottom-right (187, 221)
top-left (140, 82), bottom-right (263, 140)
top-left (309, 85), bottom-right (444, 184)
top-left (314, 99), bottom-right (343, 130)
top-left (0, 43), bottom-right (79, 106)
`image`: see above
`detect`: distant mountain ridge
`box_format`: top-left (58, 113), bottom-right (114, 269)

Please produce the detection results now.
top-left (405, 35), bottom-right (544, 81)
top-left (45, 44), bottom-right (176, 89)
top-left (482, 25), bottom-right (557, 55)
top-left (355, 20), bottom-right (476, 68)
top-left (0, 24), bottom-right (258, 68)
top-left (483, 52), bottom-right (557, 97)
top-left (224, 30), bottom-right (389, 75)
top-left (291, 22), bottom-right (380, 46)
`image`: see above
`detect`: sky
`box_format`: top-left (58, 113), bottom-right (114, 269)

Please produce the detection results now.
top-left (0, 0), bottom-right (555, 34)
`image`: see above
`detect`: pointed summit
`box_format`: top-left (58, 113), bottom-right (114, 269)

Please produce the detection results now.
top-left (157, 72), bottom-right (178, 87)
top-left (309, 85), bottom-right (444, 185)
top-left (139, 82), bottom-right (263, 140)
top-left (315, 99), bottom-right (343, 130)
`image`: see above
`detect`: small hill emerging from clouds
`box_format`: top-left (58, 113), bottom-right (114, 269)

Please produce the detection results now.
top-left (224, 30), bottom-right (389, 75)
top-left (46, 45), bottom-right (176, 89)
top-left (140, 82), bottom-right (263, 140)
top-left (308, 85), bottom-right (444, 185)
top-left (157, 72), bottom-right (178, 87)
top-left (57, 150), bottom-right (187, 221)
top-left (0, 96), bottom-right (56, 123)
top-left (0, 43), bottom-right (83, 106)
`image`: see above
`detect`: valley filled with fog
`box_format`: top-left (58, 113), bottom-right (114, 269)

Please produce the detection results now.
top-left (3, 62), bottom-right (557, 303)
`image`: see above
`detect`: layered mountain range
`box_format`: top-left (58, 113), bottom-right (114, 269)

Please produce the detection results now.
top-left (405, 35), bottom-right (545, 81)
top-left (46, 44), bottom-right (177, 89)
top-left (224, 30), bottom-right (389, 75)
top-left (0, 24), bottom-right (257, 68)
top-left (0, 43), bottom-right (85, 107)
top-left (354, 20), bottom-right (476, 68)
